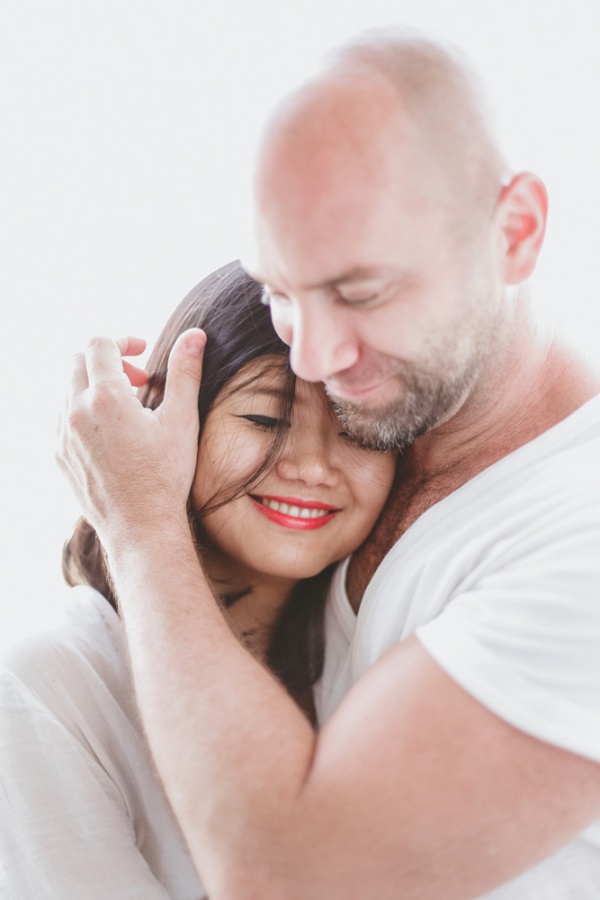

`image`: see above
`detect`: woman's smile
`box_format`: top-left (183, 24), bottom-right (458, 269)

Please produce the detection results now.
top-left (250, 494), bottom-right (340, 530)
top-left (191, 356), bottom-right (396, 584)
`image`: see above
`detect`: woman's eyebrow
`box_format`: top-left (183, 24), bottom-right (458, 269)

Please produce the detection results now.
top-left (235, 383), bottom-right (287, 400)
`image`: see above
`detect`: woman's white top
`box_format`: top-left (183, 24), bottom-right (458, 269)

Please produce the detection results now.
top-left (0, 585), bottom-right (205, 899)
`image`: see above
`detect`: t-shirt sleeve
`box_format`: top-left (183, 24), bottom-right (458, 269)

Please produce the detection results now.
top-left (416, 481), bottom-right (600, 763)
top-left (0, 669), bottom-right (172, 899)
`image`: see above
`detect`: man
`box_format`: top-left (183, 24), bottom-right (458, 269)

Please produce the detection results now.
top-left (59, 29), bottom-right (600, 899)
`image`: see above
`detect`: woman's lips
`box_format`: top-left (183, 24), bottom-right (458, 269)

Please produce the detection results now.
top-left (249, 495), bottom-right (339, 530)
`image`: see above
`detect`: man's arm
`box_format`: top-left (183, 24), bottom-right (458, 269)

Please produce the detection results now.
top-left (58, 335), bottom-right (600, 900)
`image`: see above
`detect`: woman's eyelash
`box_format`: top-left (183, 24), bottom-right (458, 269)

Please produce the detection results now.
top-left (238, 414), bottom-right (290, 429)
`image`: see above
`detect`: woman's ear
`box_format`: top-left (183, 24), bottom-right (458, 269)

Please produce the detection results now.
top-left (495, 172), bottom-right (548, 285)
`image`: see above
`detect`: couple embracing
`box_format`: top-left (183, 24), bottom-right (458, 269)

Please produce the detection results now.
top-left (3, 28), bottom-right (600, 900)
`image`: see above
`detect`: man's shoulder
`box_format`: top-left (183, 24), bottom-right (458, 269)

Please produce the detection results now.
top-left (368, 396), bottom-right (600, 613)
top-left (349, 393), bottom-right (600, 609)
top-left (509, 391), bottom-right (600, 495)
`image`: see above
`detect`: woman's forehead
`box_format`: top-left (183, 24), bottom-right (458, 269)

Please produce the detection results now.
top-left (223, 354), bottom-right (290, 397)
top-left (219, 355), bottom-right (330, 412)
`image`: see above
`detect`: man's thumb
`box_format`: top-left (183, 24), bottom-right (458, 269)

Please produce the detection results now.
top-left (161, 328), bottom-right (206, 427)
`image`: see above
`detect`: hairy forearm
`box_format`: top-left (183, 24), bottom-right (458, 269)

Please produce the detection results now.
top-left (103, 519), bottom-right (317, 897)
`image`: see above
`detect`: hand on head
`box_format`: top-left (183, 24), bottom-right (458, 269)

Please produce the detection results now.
top-left (57, 329), bottom-right (206, 547)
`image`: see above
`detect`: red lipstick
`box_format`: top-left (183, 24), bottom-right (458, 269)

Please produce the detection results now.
top-left (249, 495), bottom-right (339, 531)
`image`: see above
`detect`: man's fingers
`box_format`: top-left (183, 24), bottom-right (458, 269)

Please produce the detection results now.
top-left (160, 329), bottom-right (206, 428)
top-left (86, 336), bottom-right (130, 386)
top-left (116, 336), bottom-right (147, 358)
top-left (69, 351), bottom-right (89, 399)
top-left (123, 360), bottom-right (149, 388)
top-left (86, 335), bottom-right (147, 387)
top-left (116, 338), bottom-right (148, 385)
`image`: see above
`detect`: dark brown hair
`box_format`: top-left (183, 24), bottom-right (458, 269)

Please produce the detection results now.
top-left (62, 261), bottom-right (329, 701)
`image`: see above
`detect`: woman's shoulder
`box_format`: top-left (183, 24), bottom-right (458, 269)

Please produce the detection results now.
top-left (0, 584), bottom-right (128, 720)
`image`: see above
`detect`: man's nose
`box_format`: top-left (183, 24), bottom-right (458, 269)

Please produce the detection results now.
top-left (272, 299), bottom-right (359, 383)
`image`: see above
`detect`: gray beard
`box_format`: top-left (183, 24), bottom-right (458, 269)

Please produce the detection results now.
top-left (330, 363), bottom-right (477, 452)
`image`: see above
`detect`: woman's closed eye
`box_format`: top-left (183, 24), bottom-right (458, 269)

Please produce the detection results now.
top-left (238, 414), bottom-right (290, 430)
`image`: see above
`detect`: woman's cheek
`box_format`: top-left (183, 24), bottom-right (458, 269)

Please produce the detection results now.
top-left (356, 453), bottom-right (396, 510)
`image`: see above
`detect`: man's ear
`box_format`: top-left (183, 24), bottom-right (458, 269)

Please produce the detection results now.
top-left (496, 172), bottom-right (548, 285)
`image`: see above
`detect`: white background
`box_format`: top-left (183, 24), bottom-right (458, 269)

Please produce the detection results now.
top-left (1, 0), bottom-right (599, 628)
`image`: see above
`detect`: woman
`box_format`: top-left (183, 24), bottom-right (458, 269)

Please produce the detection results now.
top-left (0, 261), bottom-right (395, 899)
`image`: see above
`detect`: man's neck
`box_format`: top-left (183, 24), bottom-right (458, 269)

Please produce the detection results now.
top-left (407, 334), bottom-right (598, 482)
top-left (346, 330), bottom-right (600, 612)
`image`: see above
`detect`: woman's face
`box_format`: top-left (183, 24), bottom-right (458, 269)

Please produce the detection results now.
top-left (191, 356), bottom-right (396, 587)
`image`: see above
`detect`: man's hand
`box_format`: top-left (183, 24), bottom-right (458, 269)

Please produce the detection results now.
top-left (56, 329), bottom-right (206, 548)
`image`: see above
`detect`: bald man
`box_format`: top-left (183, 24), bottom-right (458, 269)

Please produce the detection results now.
top-left (58, 30), bottom-right (600, 899)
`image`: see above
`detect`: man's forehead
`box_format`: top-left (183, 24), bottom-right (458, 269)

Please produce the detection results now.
top-left (245, 169), bottom-right (446, 295)
top-left (254, 66), bottom-right (412, 197)
top-left (246, 263), bottom-right (408, 293)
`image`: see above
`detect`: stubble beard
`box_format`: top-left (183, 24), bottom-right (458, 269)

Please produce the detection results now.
top-left (330, 355), bottom-right (482, 452)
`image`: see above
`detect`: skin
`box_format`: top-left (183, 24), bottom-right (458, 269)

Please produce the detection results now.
top-left (248, 61), bottom-right (528, 453)
top-left (58, 33), bottom-right (600, 900)
top-left (192, 356), bottom-right (394, 654)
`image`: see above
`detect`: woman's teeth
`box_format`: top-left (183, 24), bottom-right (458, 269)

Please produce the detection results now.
top-left (257, 498), bottom-right (332, 519)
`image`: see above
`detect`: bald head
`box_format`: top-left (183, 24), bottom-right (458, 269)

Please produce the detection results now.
top-left (330, 30), bottom-right (509, 210)
top-left (253, 29), bottom-right (510, 259)
top-left (246, 30), bottom-right (546, 445)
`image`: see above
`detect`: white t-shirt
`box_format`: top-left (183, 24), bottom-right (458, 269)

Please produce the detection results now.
top-left (315, 394), bottom-right (600, 898)
top-left (0, 585), bottom-right (205, 899)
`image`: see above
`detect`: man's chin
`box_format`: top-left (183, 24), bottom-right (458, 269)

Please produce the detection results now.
top-left (332, 400), bottom-right (413, 452)
top-left (332, 386), bottom-right (454, 451)
top-left (329, 353), bottom-right (482, 451)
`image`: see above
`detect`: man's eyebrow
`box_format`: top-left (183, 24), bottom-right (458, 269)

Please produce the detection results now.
top-left (327, 266), bottom-right (397, 286)
top-left (327, 266), bottom-right (415, 290)
top-left (261, 266), bottom-right (405, 296)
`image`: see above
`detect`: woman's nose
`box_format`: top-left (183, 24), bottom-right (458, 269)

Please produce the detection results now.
top-left (274, 422), bottom-right (339, 487)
